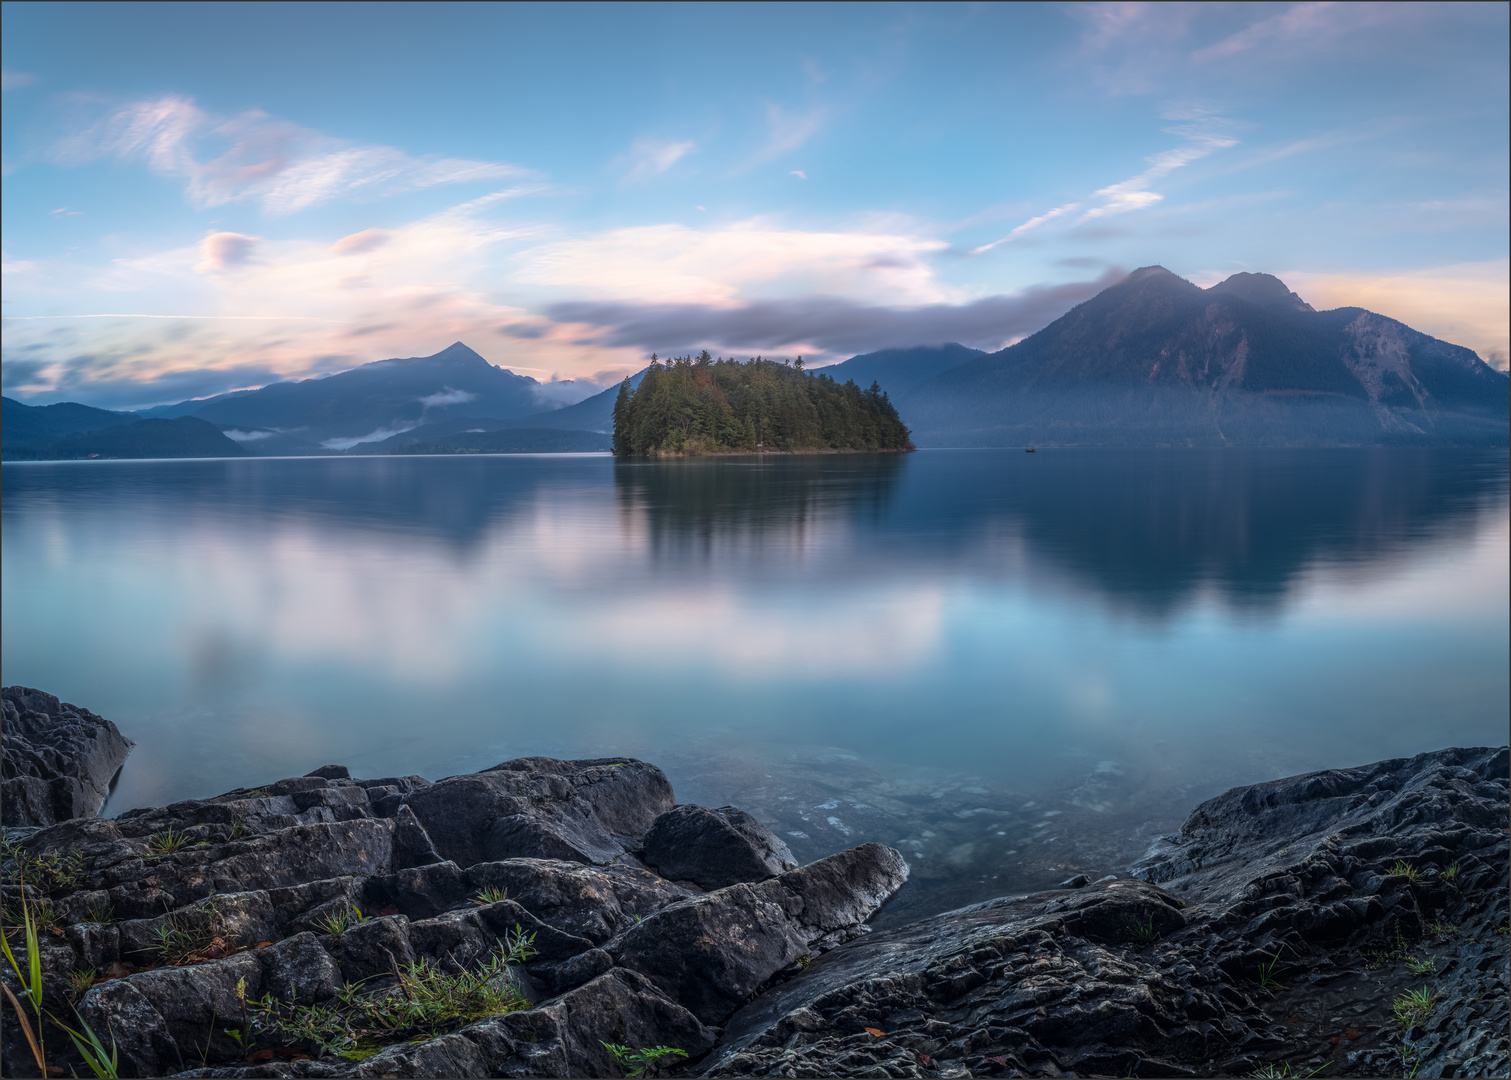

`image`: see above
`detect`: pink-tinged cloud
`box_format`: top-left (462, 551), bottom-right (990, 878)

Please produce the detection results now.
top-left (51, 96), bottom-right (530, 216)
top-left (332, 228), bottom-right (391, 255)
top-left (198, 231), bottom-right (260, 271)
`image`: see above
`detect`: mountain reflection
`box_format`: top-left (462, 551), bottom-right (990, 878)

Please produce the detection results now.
top-left (4, 449), bottom-right (1505, 617)
top-left (614, 449), bottom-right (1508, 616)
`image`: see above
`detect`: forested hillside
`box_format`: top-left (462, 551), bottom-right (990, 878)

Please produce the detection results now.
top-left (611, 353), bottom-right (914, 455)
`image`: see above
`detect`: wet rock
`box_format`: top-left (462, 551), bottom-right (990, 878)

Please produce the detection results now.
top-left (392, 803), bottom-right (444, 869)
top-left (402, 757), bottom-right (674, 868)
top-left (1, 686), bottom-right (133, 826)
top-left (609, 842), bottom-right (909, 1024)
top-left (697, 746), bottom-right (1509, 1079)
top-left (465, 857), bottom-right (699, 944)
top-left (364, 859), bottom-right (471, 920)
top-left (257, 931), bottom-right (344, 1004)
top-left (77, 951), bottom-right (264, 1076)
top-left (642, 803), bottom-right (798, 889)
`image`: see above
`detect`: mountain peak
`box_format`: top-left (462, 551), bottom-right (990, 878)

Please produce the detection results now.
top-left (432, 342), bottom-right (489, 363)
top-left (1207, 272), bottom-right (1315, 314)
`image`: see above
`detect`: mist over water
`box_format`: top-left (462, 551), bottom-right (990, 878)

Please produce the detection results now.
top-left (3, 449), bottom-right (1506, 922)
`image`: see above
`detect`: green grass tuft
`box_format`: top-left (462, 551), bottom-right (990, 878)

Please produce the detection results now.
top-left (1392, 986), bottom-right (1440, 1029)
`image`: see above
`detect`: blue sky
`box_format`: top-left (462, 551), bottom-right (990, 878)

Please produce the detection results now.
top-left (3, 1), bottom-right (1507, 409)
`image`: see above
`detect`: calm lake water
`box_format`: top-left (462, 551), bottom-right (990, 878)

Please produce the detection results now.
top-left (3, 449), bottom-right (1507, 924)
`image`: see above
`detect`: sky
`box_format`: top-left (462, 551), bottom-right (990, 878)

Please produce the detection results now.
top-left (2, 1), bottom-right (1507, 410)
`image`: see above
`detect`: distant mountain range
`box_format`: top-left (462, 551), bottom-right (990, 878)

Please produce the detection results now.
top-left (4, 268), bottom-right (1505, 460)
top-left (823, 268), bottom-right (1507, 446)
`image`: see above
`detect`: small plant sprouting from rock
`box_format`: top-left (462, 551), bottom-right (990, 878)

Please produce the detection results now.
top-left (153, 900), bottom-right (229, 964)
top-left (472, 886), bottom-right (510, 905)
top-left (81, 897), bottom-right (115, 924)
top-left (244, 929), bottom-right (538, 1058)
top-left (0, 839), bottom-right (89, 892)
top-left (228, 817), bottom-right (249, 840)
top-left (1405, 955), bottom-right (1436, 976)
top-left (1130, 912), bottom-right (1159, 945)
top-left (147, 828), bottom-right (190, 856)
top-left (68, 967), bottom-right (97, 998)
top-left (1248, 1063), bottom-right (1328, 1078)
top-left (1252, 946), bottom-right (1288, 994)
top-left (314, 904), bottom-right (366, 937)
top-left (1426, 920), bottom-right (1459, 939)
top-left (601, 1042), bottom-right (690, 1078)
top-left (1392, 986), bottom-right (1440, 1029)
top-left (1387, 859), bottom-right (1421, 883)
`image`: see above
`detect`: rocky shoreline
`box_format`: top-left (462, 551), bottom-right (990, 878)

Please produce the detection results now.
top-left (2, 686), bottom-right (1506, 1078)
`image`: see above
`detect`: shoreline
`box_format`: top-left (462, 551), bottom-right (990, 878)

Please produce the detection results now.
top-left (3, 687), bottom-right (1507, 1078)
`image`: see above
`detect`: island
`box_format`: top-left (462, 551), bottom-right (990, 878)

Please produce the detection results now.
top-left (611, 353), bottom-right (915, 456)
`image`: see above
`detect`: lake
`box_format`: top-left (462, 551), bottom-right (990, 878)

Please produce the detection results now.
top-left (3, 449), bottom-right (1506, 925)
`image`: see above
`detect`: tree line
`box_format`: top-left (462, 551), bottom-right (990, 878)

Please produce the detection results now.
top-left (611, 352), bottom-right (914, 456)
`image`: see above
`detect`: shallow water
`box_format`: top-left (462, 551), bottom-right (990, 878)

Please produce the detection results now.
top-left (3, 449), bottom-right (1506, 924)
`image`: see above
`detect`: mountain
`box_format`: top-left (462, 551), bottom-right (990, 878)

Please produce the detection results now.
top-left (4, 415), bottom-right (248, 460)
top-left (485, 368), bottom-right (649, 434)
top-left (896, 267), bottom-right (1509, 446)
top-left (385, 427), bottom-right (612, 454)
top-left (811, 343), bottom-right (985, 395)
top-left (2, 397), bottom-right (139, 455)
top-left (142, 342), bottom-right (556, 450)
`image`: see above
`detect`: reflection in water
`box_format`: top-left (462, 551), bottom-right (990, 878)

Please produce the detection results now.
top-left (2, 449), bottom-right (1506, 922)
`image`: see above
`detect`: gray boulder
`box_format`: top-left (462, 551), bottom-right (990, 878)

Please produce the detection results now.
top-left (401, 757), bottom-right (674, 867)
top-left (1, 686), bottom-right (133, 826)
top-left (642, 803), bottom-right (798, 889)
top-left (610, 842), bottom-right (910, 1024)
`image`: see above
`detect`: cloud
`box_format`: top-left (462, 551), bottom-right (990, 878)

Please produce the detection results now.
top-left (198, 231), bottom-right (260, 272)
top-left (52, 96), bottom-right (529, 216)
top-left (1192, 2), bottom-right (1403, 63)
top-left (418, 388), bottom-right (478, 407)
top-left (1279, 260), bottom-right (1510, 370)
top-left (738, 104), bottom-right (829, 171)
top-left (1, 71), bottom-right (36, 92)
top-left (512, 218), bottom-right (950, 306)
top-left (790, 170), bottom-right (808, 180)
top-left (49, 207), bottom-right (82, 217)
top-left (973, 203), bottom-right (1080, 253)
top-left (332, 228), bottom-right (391, 255)
top-left (617, 137), bottom-right (696, 183)
top-left (545, 269), bottom-right (1123, 360)
top-left (1083, 112), bottom-right (1239, 219)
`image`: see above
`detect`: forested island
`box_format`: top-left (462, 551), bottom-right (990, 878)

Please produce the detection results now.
top-left (611, 352), bottom-right (914, 455)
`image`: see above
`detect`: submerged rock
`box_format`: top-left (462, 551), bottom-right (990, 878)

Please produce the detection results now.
top-left (1, 686), bottom-right (133, 826)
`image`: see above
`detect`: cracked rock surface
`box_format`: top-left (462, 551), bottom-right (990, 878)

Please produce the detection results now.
top-left (2, 689), bottom-right (1504, 1079)
top-left (0, 743), bottom-right (907, 1079)
top-left (699, 746), bottom-right (1508, 1079)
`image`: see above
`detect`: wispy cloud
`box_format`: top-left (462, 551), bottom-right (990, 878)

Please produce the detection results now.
top-left (737, 103), bottom-right (829, 171)
top-left (51, 96), bottom-right (530, 216)
top-left (1192, 2), bottom-right (1403, 63)
top-left (1, 70), bottom-right (36, 91)
top-left (1083, 110), bottom-right (1239, 219)
top-left (616, 137), bottom-right (696, 183)
top-left (973, 203), bottom-right (1080, 253)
